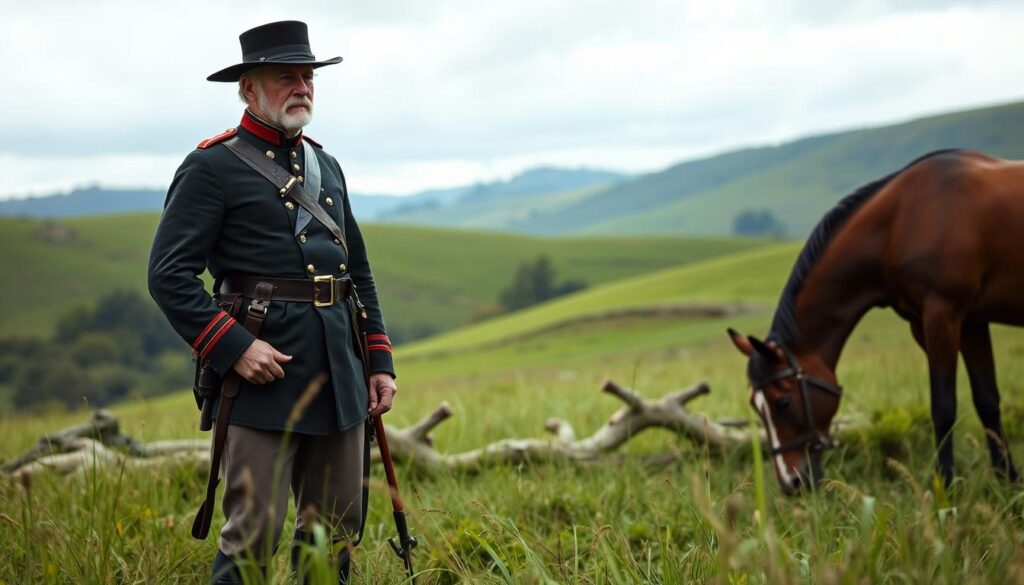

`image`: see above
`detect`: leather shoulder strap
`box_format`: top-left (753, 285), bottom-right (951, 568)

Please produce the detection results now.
top-left (222, 135), bottom-right (349, 256)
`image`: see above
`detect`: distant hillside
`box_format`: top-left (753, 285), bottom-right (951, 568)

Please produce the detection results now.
top-left (0, 186), bottom-right (412, 222)
top-left (0, 166), bottom-right (625, 225)
top-left (8, 101), bottom-right (1020, 238)
top-left (0, 187), bottom-right (166, 218)
top-left (376, 167), bottom-right (627, 229)
top-left (0, 215), bottom-right (766, 341)
top-left (516, 100), bottom-right (1024, 238)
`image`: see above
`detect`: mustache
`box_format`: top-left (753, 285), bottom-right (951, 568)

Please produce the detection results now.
top-left (284, 97), bottom-right (313, 110)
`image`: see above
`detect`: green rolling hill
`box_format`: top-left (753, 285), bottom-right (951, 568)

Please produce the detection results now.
top-left (399, 243), bottom-right (800, 360)
top-left (0, 215), bottom-right (766, 340)
top-left (511, 100), bottom-right (1024, 237)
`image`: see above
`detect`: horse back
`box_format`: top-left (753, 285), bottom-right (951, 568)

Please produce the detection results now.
top-left (878, 151), bottom-right (1024, 323)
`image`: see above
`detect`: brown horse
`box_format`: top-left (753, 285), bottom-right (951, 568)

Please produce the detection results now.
top-left (729, 149), bottom-right (1023, 494)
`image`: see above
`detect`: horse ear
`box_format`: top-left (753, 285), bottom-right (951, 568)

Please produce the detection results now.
top-left (727, 328), bottom-right (753, 356)
top-left (748, 335), bottom-right (782, 363)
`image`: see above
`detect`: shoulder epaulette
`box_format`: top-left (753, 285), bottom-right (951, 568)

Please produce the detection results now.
top-left (302, 135), bottom-right (323, 148)
top-left (197, 127), bottom-right (238, 149)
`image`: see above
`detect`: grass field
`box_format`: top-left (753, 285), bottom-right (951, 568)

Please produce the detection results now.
top-left (4, 245), bottom-right (1024, 583)
top-left (0, 215), bottom-right (765, 339)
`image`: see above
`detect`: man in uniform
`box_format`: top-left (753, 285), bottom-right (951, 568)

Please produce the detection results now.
top-left (147, 20), bottom-right (397, 584)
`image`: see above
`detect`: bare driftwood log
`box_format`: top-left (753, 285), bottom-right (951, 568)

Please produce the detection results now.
top-left (373, 379), bottom-right (763, 472)
top-left (3, 380), bottom-right (771, 479)
top-left (1, 409), bottom-right (146, 473)
top-left (10, 438), bottom-right (213, 478)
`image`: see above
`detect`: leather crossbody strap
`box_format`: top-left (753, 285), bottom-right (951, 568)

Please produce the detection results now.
top-left (191, 283), bottom-right (272, 540)
top-left (222, 135), bottom-right (349, 257)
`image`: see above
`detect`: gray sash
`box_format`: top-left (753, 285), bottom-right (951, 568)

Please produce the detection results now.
top-left (222, 136), bottom-right (349, 257)
top-left (295, 139), bottom-right (322, 236)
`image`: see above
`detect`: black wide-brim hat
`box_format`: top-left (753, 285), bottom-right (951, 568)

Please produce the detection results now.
top-left (207, 20), bottom-right (342, 82)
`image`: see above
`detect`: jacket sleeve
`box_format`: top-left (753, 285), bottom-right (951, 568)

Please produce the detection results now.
top-left (148, 149), bottom-right (256, 376)
top-left (336, 158), bottom-right (396, 378)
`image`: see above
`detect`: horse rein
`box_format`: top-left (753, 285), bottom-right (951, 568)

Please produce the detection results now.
top-left (750, 346), bottom-right (843, 456)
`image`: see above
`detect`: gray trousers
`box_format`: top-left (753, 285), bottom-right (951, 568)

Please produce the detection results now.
top-left (217, 422), bottom-right (365, 559)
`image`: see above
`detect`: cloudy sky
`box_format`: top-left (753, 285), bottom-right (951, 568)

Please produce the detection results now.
top-left (2, 0), bottom-right (1022, 199)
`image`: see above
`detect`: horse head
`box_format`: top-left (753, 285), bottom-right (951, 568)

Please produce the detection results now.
top-left (728, 328), bottom-right (843, 495)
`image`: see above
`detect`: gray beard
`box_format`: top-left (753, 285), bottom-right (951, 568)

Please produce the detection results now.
top-left (255, 88), bottom-right (313, 136)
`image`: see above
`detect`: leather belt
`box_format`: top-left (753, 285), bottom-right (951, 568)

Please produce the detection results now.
top-left (219, 273), bottom-right (352, 308)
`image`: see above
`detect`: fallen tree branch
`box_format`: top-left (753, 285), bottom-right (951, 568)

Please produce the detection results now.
top-left (3, 380), bottom-right (777, 479)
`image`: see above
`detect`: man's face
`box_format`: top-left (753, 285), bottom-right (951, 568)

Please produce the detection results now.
top-left (245, 64), bottom-right (315, 135)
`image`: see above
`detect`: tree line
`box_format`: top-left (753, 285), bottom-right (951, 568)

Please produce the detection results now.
top-left (0, 290), bottom-right (190, 413)
top-left (0, 257), bottom-right (586, 413)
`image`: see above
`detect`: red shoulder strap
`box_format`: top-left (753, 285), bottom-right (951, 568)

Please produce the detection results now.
top-left (197, 128), bottom-right (238, 149)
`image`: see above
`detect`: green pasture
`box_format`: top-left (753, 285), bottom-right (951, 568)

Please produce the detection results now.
top-left (0, 215), bottom-right (764, 338)
top-left (400, 243), bottom-right (798, 359)
top-left (4, 240), bottom-right (1024, 583)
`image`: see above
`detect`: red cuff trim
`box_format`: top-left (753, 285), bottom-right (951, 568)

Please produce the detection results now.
top-left (192, 311), bottom-right (230, 349)
top-left (367, 344), bottom-right (393, 353)
top-left (200, 317), bottom-right (237, 357)
top-left (367, 334), bottom-right (391, 344)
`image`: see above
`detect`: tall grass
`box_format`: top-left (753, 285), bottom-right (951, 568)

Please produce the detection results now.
top-left (3, 308), bottom-right (1024, 583)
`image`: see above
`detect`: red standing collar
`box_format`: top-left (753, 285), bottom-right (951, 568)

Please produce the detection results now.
top-left (239, 109), bottom-right (302, 146)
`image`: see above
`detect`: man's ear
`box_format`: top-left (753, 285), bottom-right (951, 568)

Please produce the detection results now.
top-left (727, 327), bottom-right (753, 356)
top-left (240, 73), bottom-right (258, 104)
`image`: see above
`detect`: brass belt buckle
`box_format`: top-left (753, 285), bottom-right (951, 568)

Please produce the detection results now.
top-left (313, 275), bottom-right (334, 307)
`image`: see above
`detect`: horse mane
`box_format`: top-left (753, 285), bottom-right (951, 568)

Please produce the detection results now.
top-left (767, 149), bottom-right (963, 346)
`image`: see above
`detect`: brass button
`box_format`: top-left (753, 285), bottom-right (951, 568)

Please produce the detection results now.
top-left (320, 188), bottom-right (325, 193)
top-left (333, 238), bottom-right (341, 245)
top-left (306, 264), bottom-right (316, 274)
top-left (298, 234), bottom-right (307, 243)
top-left (292, 163), bottom-right (301, 173)
top-left (265, 150), bottom-right (275, 159)
top-left (291, 151), bottom-right (297, 159)
top-left (284, 201), bottom-right (295, 211)
top-left (297, 176), bottom-right (304, 183)
top-left (325, 197), bottom-right (334, 206)
top-left (339, 263), bottom-right (347, 272)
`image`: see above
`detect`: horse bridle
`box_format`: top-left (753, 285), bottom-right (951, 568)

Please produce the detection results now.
top-left (751, 345), bottom-right (843, 455)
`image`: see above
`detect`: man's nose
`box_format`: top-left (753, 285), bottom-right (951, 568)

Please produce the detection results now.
top-left (292, 80), bottom-right (311, 96)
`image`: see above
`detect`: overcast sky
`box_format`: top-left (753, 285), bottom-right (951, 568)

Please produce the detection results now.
top-left (2, 0), bottom-right (1022, 199)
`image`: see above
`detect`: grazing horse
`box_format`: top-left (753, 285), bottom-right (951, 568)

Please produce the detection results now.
top-left (728, 149), bottom-right (1023, 494)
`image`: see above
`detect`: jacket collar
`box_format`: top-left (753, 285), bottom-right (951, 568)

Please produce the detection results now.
top-left (239, 109), bottom-right (302, 147)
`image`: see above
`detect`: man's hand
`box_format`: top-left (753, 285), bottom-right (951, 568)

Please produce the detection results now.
top-left (232, 340), bottom-right (292, 384)
top-left (368, 373), bottom-right (397, 417)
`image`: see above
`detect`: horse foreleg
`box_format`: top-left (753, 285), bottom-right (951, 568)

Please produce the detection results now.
top-left (922, 297), bottom-right (962, 488)
top-left (909, 319), bottom-right (925, 349)
top-left (960, 321), bottom-right (1018, 481)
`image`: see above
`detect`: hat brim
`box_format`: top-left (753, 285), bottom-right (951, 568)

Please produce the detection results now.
top-left (206, 56), bottom-right (342, 82)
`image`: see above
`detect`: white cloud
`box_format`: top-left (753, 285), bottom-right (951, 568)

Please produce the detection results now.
top-left (2, 0), bottom-right (1023, 198)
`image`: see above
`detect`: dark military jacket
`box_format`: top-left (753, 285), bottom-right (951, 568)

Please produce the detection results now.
top-left (148, 110), bottom-right (395, 434)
